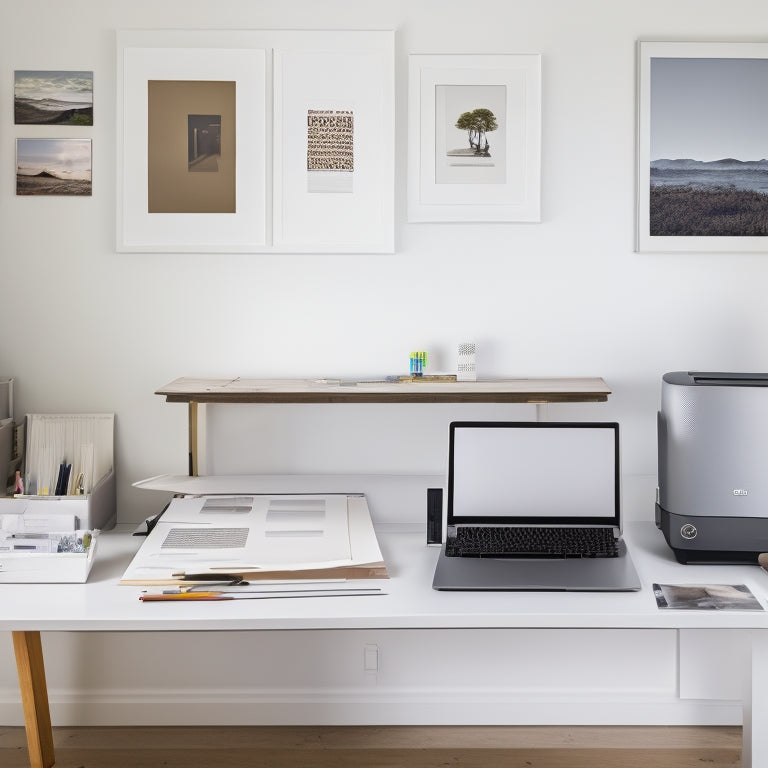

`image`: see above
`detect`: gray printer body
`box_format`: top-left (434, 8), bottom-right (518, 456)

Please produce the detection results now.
top-left (657, 371), bottom-right (768, 563)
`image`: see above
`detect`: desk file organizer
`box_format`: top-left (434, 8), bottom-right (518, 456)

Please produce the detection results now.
top-left (0, 413), bottom-right (113, 583)
top-left (1, 413), bottom-right (116, 530)
top-left (0, 534), bottom-right (98, 583)
top-left (0, 378), bottom-right (15, 491)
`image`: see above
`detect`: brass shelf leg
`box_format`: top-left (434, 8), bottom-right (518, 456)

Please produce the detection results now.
top-left (189, 401), bottom-right (198, 477)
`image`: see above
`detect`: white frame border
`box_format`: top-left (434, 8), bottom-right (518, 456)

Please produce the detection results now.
top-left (117, 30), bottom-right (267, 253)
top-left (408, 54), bottom-right (541, 223)
top-left (272, 32), bottom-right (394, 253)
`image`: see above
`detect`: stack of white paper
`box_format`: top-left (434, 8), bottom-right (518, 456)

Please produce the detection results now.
top-left (0, 378), bottom-right (14, 492)
top-left (120, 493), bottom-right (388, 586)
top-left (24, 413), bottom-right (113, 497)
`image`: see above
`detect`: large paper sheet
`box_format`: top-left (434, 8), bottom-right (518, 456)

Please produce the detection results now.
top-left (121, 494), bottom-right (387, 585)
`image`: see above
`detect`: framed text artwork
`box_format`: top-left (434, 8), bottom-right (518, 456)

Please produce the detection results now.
top-left (408, 54), bottom-right (541, 223)
top-left (116, 30), bottom-right (394, 254)
top-left (637, 41), bottom-right (768, 253)
top-left (273, 40), bottom-right (394, 252)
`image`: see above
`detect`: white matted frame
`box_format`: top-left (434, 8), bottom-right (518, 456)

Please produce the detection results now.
top-left (408, 54), bottom-right (541, 223)
top-left (117, 30), bottom-right (266, 253)
top-left (637, 41), bottom-right (768, 253)
top-left (117, 30), bottom-right (394, 254)
top-left (273, 32), bottom-right (394, 252)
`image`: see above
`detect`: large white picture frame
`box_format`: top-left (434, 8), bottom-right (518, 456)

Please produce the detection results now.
top-left (117, 31), bottom-right (266, 253)
top-left (408, 54), bottom-right (541, 223)
top-left (273, 37), bottom-right (394, 252)
top-left (637, 41), bottom-right (768, 253)
top-left (117, 30), bottom-right (394, 254)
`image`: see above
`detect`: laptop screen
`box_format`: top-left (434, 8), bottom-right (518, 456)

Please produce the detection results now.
top-left (448, 422), bottom-right (620, 527)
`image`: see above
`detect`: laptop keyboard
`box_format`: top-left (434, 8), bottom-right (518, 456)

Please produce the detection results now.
top-left (445, 526), bottom-right (619, 558)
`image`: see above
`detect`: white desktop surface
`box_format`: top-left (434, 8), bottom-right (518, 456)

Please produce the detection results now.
top-left (2, 522), bottom-right (768, 632)
top-left (5, 520), bottom-right (768, 768)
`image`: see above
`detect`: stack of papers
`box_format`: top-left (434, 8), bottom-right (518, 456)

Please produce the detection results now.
top-left (23, 413), bottom-right (113, 497)
top-left (120, 493), bottom-right (388, 586)
top-left (0, 377), bottom-right (15, 493)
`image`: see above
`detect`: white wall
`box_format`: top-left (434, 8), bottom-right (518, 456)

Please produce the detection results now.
top-left (0, 0), bottom-right (765, 727)
top-left (3, 0), bottom-right (768, 524)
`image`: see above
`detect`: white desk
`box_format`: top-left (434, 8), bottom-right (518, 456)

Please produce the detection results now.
top-left (3, 521), bottom-right (768, 767)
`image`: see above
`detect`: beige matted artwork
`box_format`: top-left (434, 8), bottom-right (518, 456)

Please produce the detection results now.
top-left (148, 80), bottom-right (236, 213)
top-left (306, 109), bottom-right (354, 193)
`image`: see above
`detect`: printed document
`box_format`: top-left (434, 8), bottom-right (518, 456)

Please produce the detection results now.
top-left (120, 493), bottom-right (387, 585)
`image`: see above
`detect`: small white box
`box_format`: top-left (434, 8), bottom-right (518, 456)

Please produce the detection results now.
top-left (457, 342), bottom-right (477, 382)
top-left (0, 535), bottom-right (97, 583)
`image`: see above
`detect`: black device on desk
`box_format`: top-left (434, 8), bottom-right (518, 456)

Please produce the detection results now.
top-left (432, 421), bottom-right (641, 591)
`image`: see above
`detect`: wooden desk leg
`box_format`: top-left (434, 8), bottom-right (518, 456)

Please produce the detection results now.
top-left (12, 631), bottom-right (55, 768)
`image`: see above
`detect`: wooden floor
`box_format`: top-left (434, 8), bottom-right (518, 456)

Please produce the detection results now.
top-left (0, 725), bottom-right (742, 767)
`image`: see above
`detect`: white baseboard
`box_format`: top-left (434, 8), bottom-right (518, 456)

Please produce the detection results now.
top-left (0, 686), bottom-right (743, 727)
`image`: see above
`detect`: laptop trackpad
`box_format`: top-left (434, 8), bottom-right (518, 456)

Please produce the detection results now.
top-left (432, 547), bottom-right (641, 592)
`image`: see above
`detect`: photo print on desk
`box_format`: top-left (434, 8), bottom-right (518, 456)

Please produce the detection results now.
top-left (16, 138), bottom-right (92, 196)
top-left (147, 80), bottom-right (235, 213)
top-left (14, 70), bottom-right (93, 125)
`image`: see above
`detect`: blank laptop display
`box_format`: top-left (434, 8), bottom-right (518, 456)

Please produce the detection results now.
top-left (432, 421), bottom-right (641, 591)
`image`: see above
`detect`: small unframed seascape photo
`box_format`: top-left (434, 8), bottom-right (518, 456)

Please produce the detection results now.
top-left (653, 583), bottom-right (764, 611)
top-left (14, 70), bottom-right (93, 126)
top-left (16, 138), bottom-right (92, 197)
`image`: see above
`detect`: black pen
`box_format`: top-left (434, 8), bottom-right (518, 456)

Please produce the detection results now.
top-left (172, 572), bottom-right (249, 584)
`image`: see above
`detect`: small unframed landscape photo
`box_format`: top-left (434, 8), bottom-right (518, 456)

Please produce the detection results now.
top-left (653, 583), bottom-right (764, 611)
top-left (14, 70), bottom-right (93, 125)
top-left (16, 138), bottom-right (92, 196)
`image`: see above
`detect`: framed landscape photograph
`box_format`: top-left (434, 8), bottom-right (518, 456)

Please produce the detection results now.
top-left (637, 41), bottom-right (768, 252)
top-left (408, 54), bottom-right (541, 222)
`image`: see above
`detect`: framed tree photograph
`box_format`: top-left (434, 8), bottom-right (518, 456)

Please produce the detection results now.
top-left (637, 41), bottom-right (768, 252)
top-left (408, 54), bottom-right (541, 222)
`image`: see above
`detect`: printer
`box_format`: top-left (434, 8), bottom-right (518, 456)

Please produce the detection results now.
top-left (656, 371), bottom-right (768, 563)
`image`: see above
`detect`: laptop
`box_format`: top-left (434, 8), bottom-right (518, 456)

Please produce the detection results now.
top-left (432, 421), bottom-right (641, 591)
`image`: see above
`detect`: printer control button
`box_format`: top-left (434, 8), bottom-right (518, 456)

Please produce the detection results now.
top-left (680, 523), bottom-right (698, 540)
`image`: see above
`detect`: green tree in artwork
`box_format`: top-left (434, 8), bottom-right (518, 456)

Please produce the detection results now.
top-left (455, 111), bottom-right (478, 150)
top-left (455, 108), bottom-right (498, 156)
top-left (470, 108), bottom-right (498, 156)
